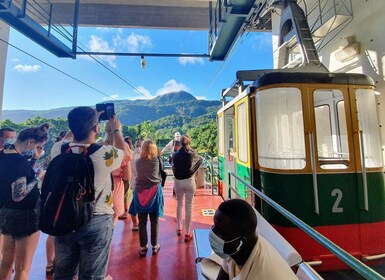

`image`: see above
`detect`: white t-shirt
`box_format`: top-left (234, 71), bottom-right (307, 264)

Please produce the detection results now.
top-left (50, 140), bottom-right (124, 215)
top-left (161, 137), bottom-right (180, 154)
top-left (222, 236), bottom-right (297, 280)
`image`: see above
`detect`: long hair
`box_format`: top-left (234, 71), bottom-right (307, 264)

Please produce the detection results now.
top-left (140, 140), bottom-right (158, 160)
top-left (56, 130), bottom-right (68, 142)
top-left (180, 134), bottom-right (191, 150)
top-left (124, 136), bottom-right (134, 151)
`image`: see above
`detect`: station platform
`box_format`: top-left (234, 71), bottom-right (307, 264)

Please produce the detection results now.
top-left (27, 178), bottom-right (223, 279)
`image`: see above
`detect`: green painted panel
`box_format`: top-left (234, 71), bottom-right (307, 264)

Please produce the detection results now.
top-left (357, 172), bottom-right (385, 223)
top-left (260, 171), bottom-right (385, 228)
top-left (218, 155), bottom-right (224, 181)
top-left (235, 163), bottom-right (251, 199)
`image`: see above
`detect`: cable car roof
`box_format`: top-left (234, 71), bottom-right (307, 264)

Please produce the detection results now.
top-left (251, 72), bottom-right (375, 89)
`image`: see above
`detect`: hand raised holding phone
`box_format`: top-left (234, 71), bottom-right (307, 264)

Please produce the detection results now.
top-left (96, 103), bottom-right (115, 121)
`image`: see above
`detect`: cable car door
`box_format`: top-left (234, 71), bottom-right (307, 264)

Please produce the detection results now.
top-left (224, 109), bottom-right (237, 198)
top-left (310, 87), bottom-right (361, 255)
top-left (354, 88), bottom-right (385, 259)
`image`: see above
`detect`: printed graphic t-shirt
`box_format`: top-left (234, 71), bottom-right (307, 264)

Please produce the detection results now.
top-left (0, 153), bottom-right (39, 209)
top-left (51, 141), bottom-right (124, 215)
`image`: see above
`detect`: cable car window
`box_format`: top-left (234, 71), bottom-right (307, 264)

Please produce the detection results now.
top-left (256, 87), bottom-right (305, 169)
top-left (237, 102), bottom-right (248, 163)
top-left (314, 105), bottom-right (332, 158)
top-left (356, 89), bottom-right (382, 168)
top-left (218, 115), bottom-right (224, 155)
top-left (227, 117), bottom-right (235, 153)
top-left (314, 89), bottom-right (349, 169)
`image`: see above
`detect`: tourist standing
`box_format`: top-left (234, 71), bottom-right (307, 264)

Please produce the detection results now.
top-left (171, 135), bottom-right (202, 242)
top-left (129, 140), bottom-right (164, 256)
top-left (51, 107), bottom-right (125, 279)
top-left (0, 126), bottom-right (48, 279)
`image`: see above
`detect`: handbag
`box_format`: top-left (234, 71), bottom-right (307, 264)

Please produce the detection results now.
top-left (158, 157), bottom-right (167, 187)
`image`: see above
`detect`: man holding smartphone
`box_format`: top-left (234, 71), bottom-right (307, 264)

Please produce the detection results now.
top-left (50, 106), bottom-right (127, 279)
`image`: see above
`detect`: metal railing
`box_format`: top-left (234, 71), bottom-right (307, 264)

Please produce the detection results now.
top-left (203, 153), bottom-right (218, 195)
top-left (228, 170), bottom-right (385, 280)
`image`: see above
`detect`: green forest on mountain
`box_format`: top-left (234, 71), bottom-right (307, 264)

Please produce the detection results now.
top-left (0, 113), bottom-right (218, 161)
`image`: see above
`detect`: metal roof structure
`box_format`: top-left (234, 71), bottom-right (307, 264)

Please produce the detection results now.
top-left (0, 0), bottom-right (273, 60)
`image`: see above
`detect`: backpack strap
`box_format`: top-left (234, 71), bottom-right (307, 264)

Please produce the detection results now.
top-left (60, 142), bottom-right (102, 155)
top-left (60, 142), bottom-right (71, 154)
top-left (86, 143), bottom-right (103, 155)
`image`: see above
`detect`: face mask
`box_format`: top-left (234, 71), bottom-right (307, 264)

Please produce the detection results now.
top-left (209, 229), bottom-right (244, 259)
top-left (3, 138), bottom-right (16, 145)
top-left (21, 149), bottom-right (34, 159)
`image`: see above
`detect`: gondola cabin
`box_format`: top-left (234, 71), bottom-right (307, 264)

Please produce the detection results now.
top-left (217, 71), bottom-right (385, 271)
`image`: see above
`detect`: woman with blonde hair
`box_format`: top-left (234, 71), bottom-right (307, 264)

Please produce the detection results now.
top-left (129, 140), bottom-right (164, 257)
top-left (103, 120), bottom-right (132, 226)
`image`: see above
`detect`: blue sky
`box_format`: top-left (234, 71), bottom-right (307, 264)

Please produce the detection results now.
top-left (3, 27), bottom-right (273, 110)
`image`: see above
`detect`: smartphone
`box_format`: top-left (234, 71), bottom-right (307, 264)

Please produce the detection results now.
top-left (96, 103), bottom-right (115, 121)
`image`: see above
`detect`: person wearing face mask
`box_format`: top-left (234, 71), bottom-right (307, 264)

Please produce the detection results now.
top-left (209, 199), bottom-right (297, 280)
top-left (0, 127), bottom-right (17, 264)
top-left (21, 123), bottom-right (49, 168)
top-left (0, 127), bottom-right (17, 151)
top-left (0, 125), bottom-right (48, 279)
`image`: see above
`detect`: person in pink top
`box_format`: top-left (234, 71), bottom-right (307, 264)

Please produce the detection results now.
top-left (103, 120), bottom-right (132, 226)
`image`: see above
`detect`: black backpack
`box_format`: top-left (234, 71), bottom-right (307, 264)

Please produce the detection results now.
top-left (39, 143), bottom-right (102, 236)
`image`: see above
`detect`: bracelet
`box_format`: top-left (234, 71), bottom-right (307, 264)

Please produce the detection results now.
top-left (113, 129), bottom-right (120, 134)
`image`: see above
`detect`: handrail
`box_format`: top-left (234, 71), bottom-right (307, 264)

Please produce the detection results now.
top-left (203, 153), bottom-right (218, 195)
top-left (358, 130), bottom-right (369, 211)
top-left (309, 132), bottom-right (320, 214)
top-left (228, 170), bottom-right (385, 280)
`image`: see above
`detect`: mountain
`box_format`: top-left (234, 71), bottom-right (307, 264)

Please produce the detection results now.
top-left (2, 91), bottom-right (221, 125)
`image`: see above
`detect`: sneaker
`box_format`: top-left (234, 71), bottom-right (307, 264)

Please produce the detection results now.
top-left (152, 244), bottom-right (161, 255)
top-left (184, 234), bottom-right (193, 242)
top-left (132, 224), bottom-right (139, 231)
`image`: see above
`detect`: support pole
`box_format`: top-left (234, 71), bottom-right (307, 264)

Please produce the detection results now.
top-left (0, 21), bottom-right (10, 125)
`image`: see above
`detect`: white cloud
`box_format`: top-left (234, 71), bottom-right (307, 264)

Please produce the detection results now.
top-left (96, 27), bottom-right (123, 34)
top-left (178, 57), bottom-right (204, 66)
top-left (156, 79), bottom-right (190, 96)
top-left (13, 64), bottom-right (41, 73)
top-left (113, 32), bottom-right (153, 52)
top-left (11, 58), bottom-right (20, 62)
top-left (102, 94), bottom-right (119, 101)
top-left (194, 95), bottom-right (207, 100)
top-left (80, 35), bottom-right (116, 68)
top-left (135, 86), bottom-right (153, 99)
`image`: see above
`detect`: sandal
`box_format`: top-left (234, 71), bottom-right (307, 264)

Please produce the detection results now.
top-left (152, 244), bottom-right (161, 255)
top-left (177, 229), bottom-right (182, 236)
top-left (140, 245), bottom-right (148, 257)
top-left (184, 234), bottom-right (193, 242)
top-left (132, 224), bottom-right (139, 231)
top-left (118, 214), bottom-right (127, 220)
top-left (46, 265), bottom-right (54, 275)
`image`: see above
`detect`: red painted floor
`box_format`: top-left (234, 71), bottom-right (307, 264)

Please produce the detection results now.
top-left (28, 179), bottom-right (223, 280)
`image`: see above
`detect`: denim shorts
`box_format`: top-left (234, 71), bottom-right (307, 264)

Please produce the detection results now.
top-left (54, 214), bottom-right (114, 280)
top-left (0, 207), bottom-right (39, 239)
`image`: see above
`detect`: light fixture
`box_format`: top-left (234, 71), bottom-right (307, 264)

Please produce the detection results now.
top-left (140, 55), bottom-right (146, 68)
